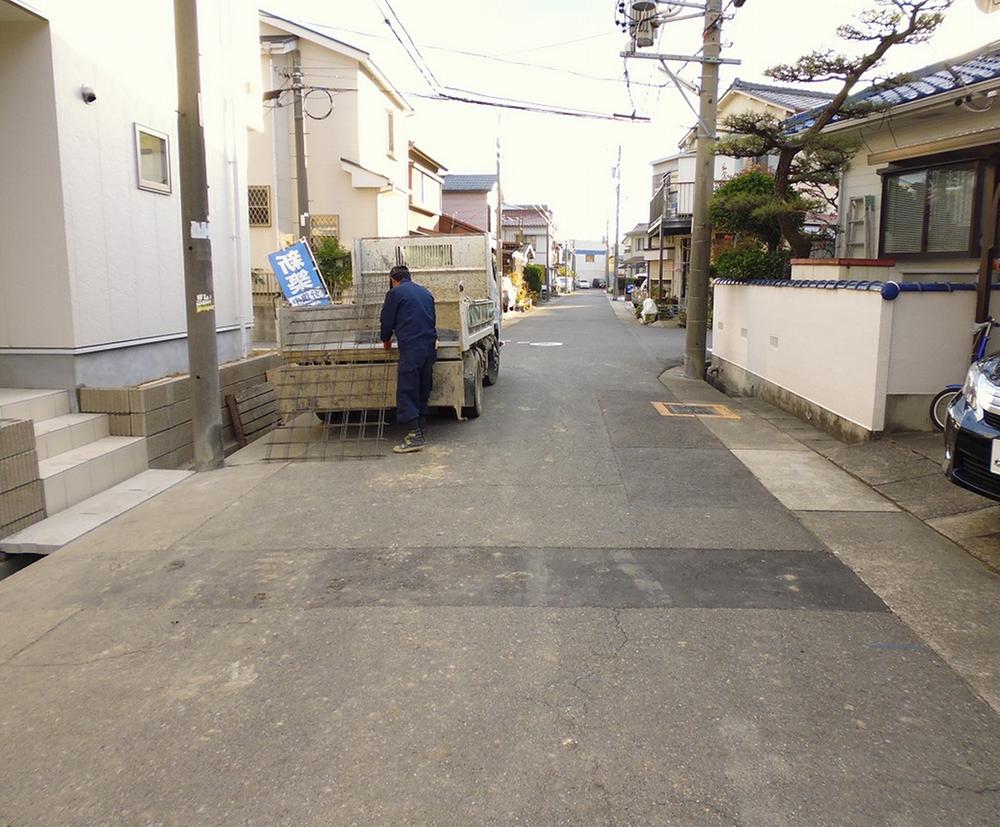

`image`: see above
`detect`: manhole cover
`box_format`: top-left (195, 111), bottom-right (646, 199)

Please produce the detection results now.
top-left (529, 341), bottom-right (563, 347)
top-left (651, 402), bottom-right (740, 419)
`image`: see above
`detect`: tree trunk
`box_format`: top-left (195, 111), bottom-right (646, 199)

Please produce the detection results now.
top-left (773, 148), bottom-right (812, 259)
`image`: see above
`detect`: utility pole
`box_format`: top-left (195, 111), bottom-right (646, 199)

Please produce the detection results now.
top-left (604, 218), bottom-right (610, 290)
top-left (613, 144), bottom-right (622, 299)
top-left (291, 49), bottom-right (311, 241)
top-left (174, 0), bottom-right (223, 471)
top-left (620, 0), bottom-right (739, 374)
top-left (658, 180), bottom-right (665, 304)
top-left (496, 128), bottom-right (504, 292)
top-left (684, 0), bottom-right (722, 378)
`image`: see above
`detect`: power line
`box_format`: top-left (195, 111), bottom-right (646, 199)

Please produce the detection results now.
top-left (412, 90), bottom-right (650, 122)
top-left (498, 31), bottom-right (617, 56)
top-left (373, 0), bottom-right (440, 92)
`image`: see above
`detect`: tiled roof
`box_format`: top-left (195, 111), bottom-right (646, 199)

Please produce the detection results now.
top-left (730, 79), bottom-right (835, 113)
top-left (442, 174), bottom-right (497, 192)
top-left (785, 39), bottom-right (1000, 132)
top-left (626, 222), bottom-right (648, 236)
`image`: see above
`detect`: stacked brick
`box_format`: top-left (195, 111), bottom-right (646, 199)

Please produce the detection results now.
top-left (80, 353), bottom-right (281, 469)
top-left (0, 419), bottom-right (45, 539)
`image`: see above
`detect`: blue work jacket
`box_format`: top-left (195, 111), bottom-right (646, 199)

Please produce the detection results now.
top-left (379, 279), bottom-right (437, 350)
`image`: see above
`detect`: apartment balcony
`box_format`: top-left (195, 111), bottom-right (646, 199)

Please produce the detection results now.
top-left (649, 180), bottom-right (725, 237)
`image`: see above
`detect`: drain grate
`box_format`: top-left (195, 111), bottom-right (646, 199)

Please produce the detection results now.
top-left (651, 402), bottom-right (740, 419)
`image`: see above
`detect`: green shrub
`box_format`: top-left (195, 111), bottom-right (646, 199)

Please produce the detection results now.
top-left (522, 264), bottom-right (545, 295)
top-left (312, 236), bottom-right (353, 298)
top-left (714, 246), bottom-right (789, 281)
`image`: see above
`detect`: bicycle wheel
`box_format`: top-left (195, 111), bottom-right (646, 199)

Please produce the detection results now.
top-left (929, 388), bottom-right (960, 432)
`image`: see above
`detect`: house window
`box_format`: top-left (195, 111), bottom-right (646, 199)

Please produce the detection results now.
top-left (881, 161), bottom-right (979, 257)
top-left (247, 185), bottom-right (271, 227)
top-left (585, 254), bottom-right (595, 263)
top-left (134, 124), bottom-right (170, 194)
top-left (386, 111), bottom-right (395, 158)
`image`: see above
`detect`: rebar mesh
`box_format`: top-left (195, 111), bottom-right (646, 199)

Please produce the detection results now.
top-left (265, 264), bottom-right (394, 461)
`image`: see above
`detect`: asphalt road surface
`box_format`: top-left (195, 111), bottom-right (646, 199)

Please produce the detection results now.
top-left (1, 292), bottom-right (998, 826)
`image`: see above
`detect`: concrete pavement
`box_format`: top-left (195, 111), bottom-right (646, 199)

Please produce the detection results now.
top-left (1, 292), bottom-right (999, 826)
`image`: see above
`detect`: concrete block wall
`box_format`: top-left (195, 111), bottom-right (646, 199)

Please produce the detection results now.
top-left (0, 419), bottom-right (45, 539)
top-left (80, 352), bottom-right (280, 469)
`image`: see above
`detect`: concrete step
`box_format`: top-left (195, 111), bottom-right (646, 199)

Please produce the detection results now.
top-left (33, 413), bottom-right (110, 460)
top-left (0, 388), bottom-right (70, 422)
top-left (38, 436), bottom-right (148, 515)
top-left (0, 470), bottom-right (193, 555)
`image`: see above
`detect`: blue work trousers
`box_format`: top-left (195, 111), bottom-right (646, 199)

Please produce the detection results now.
top-left (396, 345), bottom-right (436, 425)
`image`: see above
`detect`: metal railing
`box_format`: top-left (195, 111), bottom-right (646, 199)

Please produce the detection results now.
top-left (649, 180), bottom-right (726, 226)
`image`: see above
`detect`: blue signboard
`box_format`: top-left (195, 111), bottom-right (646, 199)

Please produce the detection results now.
top-left (267, 241), bottom-right (331, 307)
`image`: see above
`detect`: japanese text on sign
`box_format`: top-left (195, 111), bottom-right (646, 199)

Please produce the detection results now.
top-left (267, 241), bottom-right (331, 307)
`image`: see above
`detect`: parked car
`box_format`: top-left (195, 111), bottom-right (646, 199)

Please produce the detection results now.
top-left (575, 278), bottom-right (590, 289)
top-left (592, 278), bottom-right (607, 289)
top-left (944, 354), bottom-right (1000, 502)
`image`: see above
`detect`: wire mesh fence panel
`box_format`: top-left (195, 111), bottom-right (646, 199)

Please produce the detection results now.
top-left (265, 288), bottom-right (393, 461)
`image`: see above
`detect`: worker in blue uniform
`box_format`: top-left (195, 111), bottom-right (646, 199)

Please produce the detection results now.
top-left (380, 264), bottom-right (437, 453)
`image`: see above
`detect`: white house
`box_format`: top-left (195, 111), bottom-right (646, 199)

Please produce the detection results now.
top-left (571, 240), bottom-right (607, 284)
top-left (502, 203), bottom-right (559, 287)
top-left (0, 0), bottom-right (260, 389)
top-left (408, 143), bottom-right (447, 235)
top-left (712, 41), bottom-right (1000, 435)
top-left (248, 11), bottom-right (413, 274)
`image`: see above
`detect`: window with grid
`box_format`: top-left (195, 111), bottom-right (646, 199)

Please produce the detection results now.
top-left (309, 214), bottom-right (341, 245)
top-left (881, 161), bottom-right (979, 257)
top-left (247, 185), bottom-right (271, 227)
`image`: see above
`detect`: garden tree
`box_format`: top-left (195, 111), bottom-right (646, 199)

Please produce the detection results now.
top-left (714, 0), bottom-right (953, 258)
top-left (708, 168), bottom-right (790, 254)
top-left (709, 168), bottom-right (803, 279)
top-left (522, 263), bottom-right (545, 295)
top-left (312, 236), bottom-right (352, 299)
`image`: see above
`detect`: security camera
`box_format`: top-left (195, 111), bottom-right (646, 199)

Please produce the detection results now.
top-left (81, 85), bottom-right (97, 104)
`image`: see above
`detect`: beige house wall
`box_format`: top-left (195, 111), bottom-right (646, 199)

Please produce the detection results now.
top-left (839, 104), bottom-right (1000, 281)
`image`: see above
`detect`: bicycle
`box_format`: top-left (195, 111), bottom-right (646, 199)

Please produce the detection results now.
top-left (929, 317), bottom-right (997, 431)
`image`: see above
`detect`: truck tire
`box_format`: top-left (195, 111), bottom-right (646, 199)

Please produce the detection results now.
top-left (462, 361), bottom-right (483, 419)
top-left (484, 338), bottom-right (500, 387)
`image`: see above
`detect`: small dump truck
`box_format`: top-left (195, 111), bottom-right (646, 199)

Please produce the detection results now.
top-left (272, 234), bottom-right (502, 421)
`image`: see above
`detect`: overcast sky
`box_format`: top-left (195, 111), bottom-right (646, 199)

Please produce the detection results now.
top-left (269, 0), bottom-right (996, 242)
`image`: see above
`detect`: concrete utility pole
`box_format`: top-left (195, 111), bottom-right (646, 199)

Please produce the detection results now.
top-left (613, 144), bottom-right (622, 299)
top-left (684, 0), bottom-right (722, 379)
top-left (496, 129), bottom-right (504, 289)
top-left (605, 218), bottom-right (610, 289)
top-left (291, 49), bottom-right (311, 241)
top-left (174, 0), bottom-right (223, 471)
top-left (658, 178), bottom-right (666, 303)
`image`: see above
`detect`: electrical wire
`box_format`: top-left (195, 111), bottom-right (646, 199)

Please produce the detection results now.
top-left (497, 31), bottom-right (618, 56)
top-left (411, 90), bottom-right (649, 122)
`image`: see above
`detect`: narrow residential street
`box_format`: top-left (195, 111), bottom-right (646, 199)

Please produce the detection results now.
top-left (2, 293), bottom-right (999, 826)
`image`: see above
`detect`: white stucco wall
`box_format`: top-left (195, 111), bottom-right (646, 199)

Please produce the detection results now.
top-left (885, 291), bottom-right (979, 395)
top-left (713, 284), bottom-right (891, 430)
top-left (0, 0), bottom-right (258, 359)
top-left (0, 10), bottom-right (74, 350)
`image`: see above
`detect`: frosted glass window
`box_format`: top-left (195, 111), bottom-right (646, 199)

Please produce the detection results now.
top-left (134, 124), bottom-right (170, 194)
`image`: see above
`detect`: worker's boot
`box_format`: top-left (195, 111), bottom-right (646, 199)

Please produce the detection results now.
top-left (393, 420), bottom-right (426, 454)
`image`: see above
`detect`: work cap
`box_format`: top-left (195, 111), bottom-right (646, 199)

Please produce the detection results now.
top-left (389, 265), bottom-right (412, 282)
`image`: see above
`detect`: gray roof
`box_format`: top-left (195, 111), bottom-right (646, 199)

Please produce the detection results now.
top-left (626, 222), bottom-right (648, 236)
top-left (442, 174), bottom-right (497, 192)
top-left (786, 39), bottom-right (1000, 132)
top-left (730, 79), bottom-right (835, 113)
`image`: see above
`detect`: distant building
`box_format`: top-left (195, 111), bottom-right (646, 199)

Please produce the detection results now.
top-left (571, 241), bottom-right (607, 284)
top-left (408, 143), bottom-right (447, 235)
top-left (441, 174), bottom-right (498, 235)
top-left (502, 204), bottom-right (558, 287)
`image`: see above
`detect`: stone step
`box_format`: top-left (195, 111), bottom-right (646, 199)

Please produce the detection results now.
top-left (0, 470), bottom-right (193, 555)
top-left (0, 388), bottom-right (70, 422)
top-left (38, 436), bottom-right (148, 515)
top-left (33, 413), bottom-right (110, 460)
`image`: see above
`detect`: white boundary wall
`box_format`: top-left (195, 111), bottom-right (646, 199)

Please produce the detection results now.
top-left (713, 283), bottom-right (979, 432)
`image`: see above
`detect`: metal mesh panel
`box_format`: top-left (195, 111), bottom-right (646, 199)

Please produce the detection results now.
top-left (248, 185), bottom-right (271, 227)
top-left (265, 273), bottom-right (392, 461)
